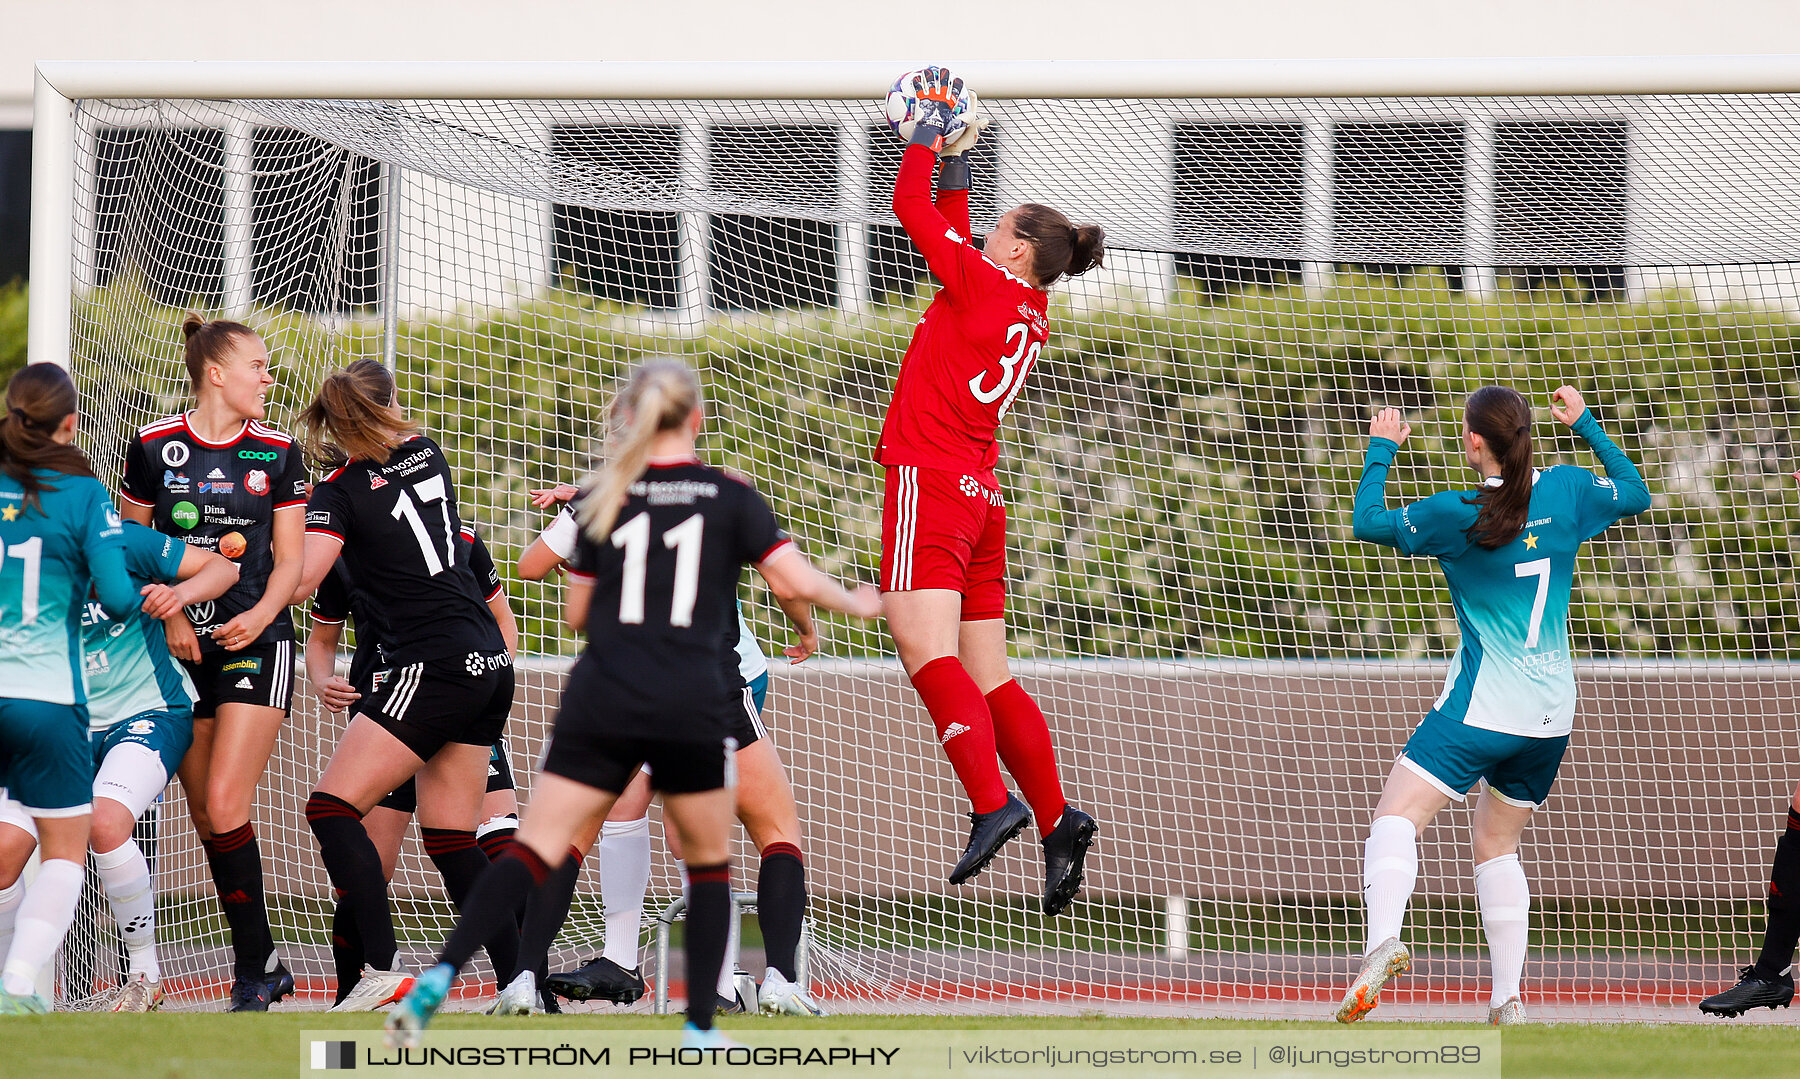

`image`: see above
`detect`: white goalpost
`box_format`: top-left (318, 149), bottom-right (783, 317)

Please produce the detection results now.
top-left (28, 57), bottom-right (1800, 1021)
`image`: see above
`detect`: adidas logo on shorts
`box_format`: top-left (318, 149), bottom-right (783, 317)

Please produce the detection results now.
top-left (940, 721), bottom-right (972, 745)
top-left (235, 676), bottom-right (254, 689)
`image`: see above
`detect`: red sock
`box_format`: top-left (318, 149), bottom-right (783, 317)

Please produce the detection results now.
top-left (910, 656), bottom-right (1008, 813)
top-left (986, 679), bottom-right (1067, 833)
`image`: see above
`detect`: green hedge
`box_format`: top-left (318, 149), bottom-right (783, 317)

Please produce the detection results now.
top-left (38, 273), bottom-right (1800, 659)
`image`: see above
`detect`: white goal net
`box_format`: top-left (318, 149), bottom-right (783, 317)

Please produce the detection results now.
top-left (37, 63), bottom-right (1800, 1021)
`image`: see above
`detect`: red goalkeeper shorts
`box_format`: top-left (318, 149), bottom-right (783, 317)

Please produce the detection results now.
top-left (880, 465), bottom-right (1007, 620)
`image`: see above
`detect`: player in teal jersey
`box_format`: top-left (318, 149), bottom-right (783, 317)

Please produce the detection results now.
top-left (0, 521), bottom-right (236, 1011)
top-left (1336, 385), bottom-right (1649, 1026)
top-left (0, 364), bottom-right (141, 1014)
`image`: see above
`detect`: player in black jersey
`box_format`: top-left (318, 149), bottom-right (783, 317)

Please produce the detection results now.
top-left (387, 359), bottom-right (880, 1051)
top-left (303, 521), bottom-right (531, 1008)
top-left (292, 359), bottom-right (520, 1012)
top-left (518, 485), bottom-right (826, 1017)
top-left (119, 314), bottom-right (305, 1010)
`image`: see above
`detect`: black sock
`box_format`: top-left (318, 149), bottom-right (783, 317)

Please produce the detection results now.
top-left (477, 817), bottom-right (518, 861)
top-left (205, 822), bottom-right (275, 980)
top-left (439, 846), bottom-right (550, 974)
top-left (757, 843), bottom-right (806, 982)
top-left (330, 895), bottom-right (364, 1005)
top-left (1753, 807), bottom-right (1800, 979)
top-left (308, 793), bottom-right (398, 971)
top-left (515, 846), bottom-right (582, 982)
top-left (426, 827), bottom-right (522, 983)
top-left (684, 862), bottom-right (732, 1032)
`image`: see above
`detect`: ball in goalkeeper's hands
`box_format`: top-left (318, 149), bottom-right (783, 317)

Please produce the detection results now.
top-left (884, 66), bottom-right (977, 143)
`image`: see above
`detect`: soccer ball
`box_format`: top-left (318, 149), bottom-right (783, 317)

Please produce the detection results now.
top-left (883, 68), bottom-right (977, 142)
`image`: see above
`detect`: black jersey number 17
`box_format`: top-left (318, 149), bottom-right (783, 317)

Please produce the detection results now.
top-left (391, 474), bottom-right (456, 575)
top-left (612, 511), bottom-right (704, 627)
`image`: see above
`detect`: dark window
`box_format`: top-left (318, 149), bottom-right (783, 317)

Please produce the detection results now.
top-left (0, 132), bottom-right (29, 284)
top-left (864, 125), bottom-right (1001, 304)
top-left (93, 127), bottom-right (226, 306)
top-left (250, 128), bottom-right (382, 311)
top-left (1494, 120), bottom-right (1628, 300)
top-left (550, 124), bottom-right (683, 309)
top-left (708, 124), bottom-right (838, 311)
top-left (1333, 121), bottom-right (1465, 288)
top-left (1171, 122), bottom-right (1304, 295)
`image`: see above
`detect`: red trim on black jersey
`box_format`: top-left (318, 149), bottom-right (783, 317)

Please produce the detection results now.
top-left (757, 538), bottom-right (795, 565)
top-left (306, 528), bottom-right (347, 544)
top-left (247, 421), bottom-right (293, 445)
top-left (565, 569), bottom-right (596, 583)
top-left (311, 613), bottom-right (346, 626)
top-left (459, 527), bottom-right (476, 541)
top-left (139, 415), bottom-right (185, 438)
top-left (323, 466), bottom-right (346, 483)
top-left (273, 499), bottom-right (307, 510)
top-left (119, 491), bottom-right (155, 508)
top-left (645, 457), bottom-right (702, 469)
top-left (485, 585), bottom-right (503, 602)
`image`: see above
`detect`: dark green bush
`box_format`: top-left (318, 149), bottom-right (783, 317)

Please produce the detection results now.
top-left (47, 273), bottom-right (1800, 659)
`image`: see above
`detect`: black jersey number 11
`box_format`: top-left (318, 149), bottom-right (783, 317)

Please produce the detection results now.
top-left (390, 474), bottom-right (456, 576)
top-left (611, 511), bottom-right (704, 628)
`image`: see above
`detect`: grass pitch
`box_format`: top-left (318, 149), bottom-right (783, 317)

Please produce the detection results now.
top-left (2, 1013), bottom-right (1794, 1079)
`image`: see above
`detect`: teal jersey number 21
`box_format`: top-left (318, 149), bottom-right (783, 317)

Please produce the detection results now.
top-left (1353, 411), bottom-right (1652, 739)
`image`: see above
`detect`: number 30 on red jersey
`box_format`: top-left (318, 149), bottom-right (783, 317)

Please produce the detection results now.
top-left (969, 322), bottom-right (1043, 418)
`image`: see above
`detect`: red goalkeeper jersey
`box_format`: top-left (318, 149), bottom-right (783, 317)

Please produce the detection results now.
top-left (875, 143), bottom-right (1050, 483)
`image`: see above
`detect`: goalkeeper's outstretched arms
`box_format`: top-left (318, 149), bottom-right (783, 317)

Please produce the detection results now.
top-left (892, 66), bottom-right (995, 299)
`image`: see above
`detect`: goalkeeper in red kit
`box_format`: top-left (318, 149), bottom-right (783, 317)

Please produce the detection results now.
top-left (877, 67), bottom-right (1104, 916)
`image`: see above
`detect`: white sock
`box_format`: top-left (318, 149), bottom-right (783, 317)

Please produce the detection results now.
top-left (598, 817), bottom-right (651, 971)
top-left (1363, 815), bottom-right (1418, 955)
top-left (1476, 853), bottom-right (1530, 1008)
top-left (1, 859), bottom-right (84, 996)
top-left (0, 878), bottom-right (23, 964)
top-left (719, 887), bottom-right (741, 999)
top-left (93, 840), bottom-right (159, 981)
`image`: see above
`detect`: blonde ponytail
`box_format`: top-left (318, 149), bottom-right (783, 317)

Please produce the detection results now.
top-left (577, 359), bottom-right (702, 543)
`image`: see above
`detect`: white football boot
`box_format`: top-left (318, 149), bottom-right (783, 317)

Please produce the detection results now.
top-left (757, 967), bottom-right (825, 1017)
top-left (331, 966), bottom-right (415, 1012)
top-left (483, 970), bottom-right (542, 1016)
top-left (1336, 937), bottom-right (1411, 1023)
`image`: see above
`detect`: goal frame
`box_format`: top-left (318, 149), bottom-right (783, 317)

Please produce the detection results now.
top-left (29, 55), bottom-right (1800, 374)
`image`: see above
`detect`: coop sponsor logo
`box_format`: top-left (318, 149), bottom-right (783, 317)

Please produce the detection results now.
top-left (239, 449), bottom-right (279, 461)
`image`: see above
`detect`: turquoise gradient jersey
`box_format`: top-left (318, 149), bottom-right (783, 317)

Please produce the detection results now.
top-left (0, 468), bottom-right (135, 707)
top-left (82, 522), bottom-right (198, 729)
top-left (1353, 411), bottom-right (1651, 738)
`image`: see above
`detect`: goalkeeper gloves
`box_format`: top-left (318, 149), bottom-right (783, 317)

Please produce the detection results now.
top-left (937, 116), bottom-right (990, 192)
top-left (907, 66), bottom-right (966, 154)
